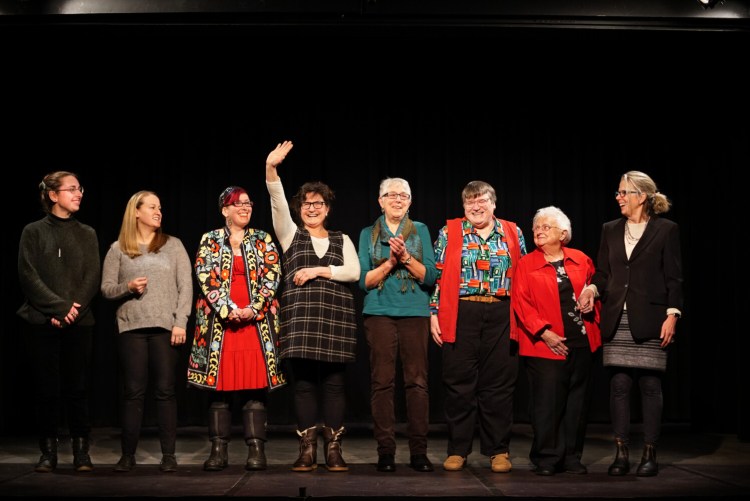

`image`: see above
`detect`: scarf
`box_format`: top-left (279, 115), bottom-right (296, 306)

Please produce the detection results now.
top-left (369, 214), bottom-right (423, 293)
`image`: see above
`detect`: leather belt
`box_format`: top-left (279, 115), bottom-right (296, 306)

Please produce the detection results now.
top-left (459, 295), bottom-right (506, 303)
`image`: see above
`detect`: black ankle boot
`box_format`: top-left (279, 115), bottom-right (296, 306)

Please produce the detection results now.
top-left (35, 438), bottom-right (58, 473)
top-left (636, 443), bottom-right (658, 477)
top-left (72, 437), bottom-right (94, 472)
top-left (608, 439), bottom-right (630, 476)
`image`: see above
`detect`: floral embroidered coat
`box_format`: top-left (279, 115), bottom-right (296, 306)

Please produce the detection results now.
top-left (187, 226), bottom-right (286, 391)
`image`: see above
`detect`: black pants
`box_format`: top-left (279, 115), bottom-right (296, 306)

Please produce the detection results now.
top-left (442, 300), bottom-right (518, 458)
top-left (524, 347), bottom-right (594, 468)
top-left (26, 322), bottom-right (93, 439)
top-left (287, 358), bottom-right (346, 430)
top-left (117, 328), bottom-right (179, 455)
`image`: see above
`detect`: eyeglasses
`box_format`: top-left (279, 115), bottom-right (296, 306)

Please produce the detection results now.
top-left (301, 201), bottom-right (326, 210)
top-left (228, 201), bottom-right (253, 208)
top-left (615, 190), bottom-right (640, 198)
top-left (464, 197), bottom-right (491, 207)
top-left (381, 192), bottom-right (411, 201)
top-left (54, 186), bottom-right (84, 194)
top-left (532, 224), bottom-right (561, 232)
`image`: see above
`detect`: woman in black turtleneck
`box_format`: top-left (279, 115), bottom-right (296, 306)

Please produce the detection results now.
top-left (17, 171), bottom-right (101, 474)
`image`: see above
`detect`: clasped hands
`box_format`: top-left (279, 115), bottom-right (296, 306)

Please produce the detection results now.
top-left (576, 289), bottom-right (595, 314)
top-left (388, 235), bottom-right (411, 265)
top-left (228, 307), bottom-right (254, 324)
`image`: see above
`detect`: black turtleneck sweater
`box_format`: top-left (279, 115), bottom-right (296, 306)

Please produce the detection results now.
top-left (17, 213), bottom-right (101, 326)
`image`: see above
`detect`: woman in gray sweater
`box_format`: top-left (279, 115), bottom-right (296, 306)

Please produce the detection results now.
top-left (101, 190), bottom-right (193, 473)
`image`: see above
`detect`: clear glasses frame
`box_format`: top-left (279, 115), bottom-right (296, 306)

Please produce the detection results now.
top-left (464, 197), bottom-right (491, 207)
top-left (532, 224), bottom-right (561, 232)
top-left (615, 190), bottom-right (640, 197)
top-left (381, 192), bottom-right (411, 201)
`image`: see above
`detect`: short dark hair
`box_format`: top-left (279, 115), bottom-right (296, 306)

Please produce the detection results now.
top-left (290, 181), bottom-right (335, 228)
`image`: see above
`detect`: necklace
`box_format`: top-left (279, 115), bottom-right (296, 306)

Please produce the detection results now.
top-left (625, 219), bottom-right (648, 245)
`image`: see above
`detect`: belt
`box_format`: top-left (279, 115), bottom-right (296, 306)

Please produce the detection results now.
top-left (459, 295), bottom-right (506, 303)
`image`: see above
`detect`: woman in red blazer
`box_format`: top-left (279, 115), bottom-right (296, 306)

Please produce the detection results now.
top-left (513, 206), bottom-right (601, 476)
top-left (577, 171), bottom-right (683, 477)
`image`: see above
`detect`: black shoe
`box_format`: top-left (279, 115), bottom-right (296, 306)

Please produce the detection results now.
top-left (377, 454), bottom-right (396, 472)
top-left (114, 454), bottom-right (135, 472)
top-left (409, 454), bottom-right (434, 472)
top-left (564, 461), bottom-right (588, 474)
top-left (535, 465), bottom-right (556, 476)
top-left (159, 454), bottom-right (178, 473)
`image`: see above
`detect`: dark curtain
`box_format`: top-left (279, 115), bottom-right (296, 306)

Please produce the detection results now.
top-left (2, 26), bottom-right (747, 438)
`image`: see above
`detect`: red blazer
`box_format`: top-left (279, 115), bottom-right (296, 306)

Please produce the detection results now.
top-left (513, 247), bottom-right (601, 360)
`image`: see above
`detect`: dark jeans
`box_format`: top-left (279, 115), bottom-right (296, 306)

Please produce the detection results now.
top-left (364, 315), bottom-right (430, 455)
top-left (117, 328), bottom-right (179, 455)
top-left (287, 358), bottom-right (346, 430)
top-left (525, 347), bottom-right (594, 468)
top-left (609, 367), bottom-right (664, 445)
top-left (442, 300), bottom-right (518, 458)
top-left (26, 322), bottom-right (93, 439)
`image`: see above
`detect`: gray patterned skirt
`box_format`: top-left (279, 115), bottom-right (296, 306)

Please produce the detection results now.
top-left (602, 309), bottom-right (667, 372)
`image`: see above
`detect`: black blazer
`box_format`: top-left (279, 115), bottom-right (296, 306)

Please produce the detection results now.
top-left (592, 216), bottom-right (683, 342)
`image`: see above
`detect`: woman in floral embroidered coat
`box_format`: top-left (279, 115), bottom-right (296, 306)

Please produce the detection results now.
top-left (187, 186), bottom-right (285, 472)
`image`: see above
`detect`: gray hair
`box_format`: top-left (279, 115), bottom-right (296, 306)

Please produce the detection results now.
top-left (379, 177), bottom-right (412, 198)
top-left (533, 205), bottom-right (572, 245)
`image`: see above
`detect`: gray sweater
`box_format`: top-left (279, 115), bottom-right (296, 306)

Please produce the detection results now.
top-left (101, 236), bottom-right (193, 334)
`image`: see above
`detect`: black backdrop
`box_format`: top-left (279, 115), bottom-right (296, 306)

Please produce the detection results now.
top-left (1, 15), bottom-right (748, 439)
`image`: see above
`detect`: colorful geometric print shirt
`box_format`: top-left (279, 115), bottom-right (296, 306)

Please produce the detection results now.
top-left (429, 217), bottom-right (527, 314)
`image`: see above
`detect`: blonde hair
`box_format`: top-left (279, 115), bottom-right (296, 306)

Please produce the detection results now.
top-left (118, 190), bottom-right (169, 258)
top-left (622, 171), bottom-right (672, 215)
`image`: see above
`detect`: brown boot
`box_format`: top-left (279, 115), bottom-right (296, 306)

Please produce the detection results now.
top-left (322, 426), bottom-right (348, 472)
top-left (636, 443), bottom-right (658, 477)
top-left (608, 439), bottom-right (630, 476)
top-left (291, 426), bottom-right (317, 472)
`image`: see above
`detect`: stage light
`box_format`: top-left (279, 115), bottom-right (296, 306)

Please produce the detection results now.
top-left (697, 0), bottom-right (721, 8)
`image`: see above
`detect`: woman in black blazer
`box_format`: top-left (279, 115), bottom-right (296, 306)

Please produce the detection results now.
top-left (577, 171), bottom-right (683, 477)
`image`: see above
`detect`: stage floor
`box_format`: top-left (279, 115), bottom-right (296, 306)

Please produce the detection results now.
top-left (1, 423), bottom-right (748, 499)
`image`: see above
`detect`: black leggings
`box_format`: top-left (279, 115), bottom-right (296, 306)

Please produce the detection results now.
top-left (287, 358), bottom-right (346, 430)
top-left (609, 367), bottom-right (663, 445)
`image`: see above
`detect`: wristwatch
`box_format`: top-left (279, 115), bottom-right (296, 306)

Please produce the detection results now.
top-left (403, 255), bottom-right (413, 265)
top-left (669, 312), bottom-right (681, 319)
